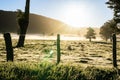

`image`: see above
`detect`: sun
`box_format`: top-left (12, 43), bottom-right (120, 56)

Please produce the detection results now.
top-left (59, 3), bottom-right (93, 28)
top-left (58, 3), bottom-right (94, 28)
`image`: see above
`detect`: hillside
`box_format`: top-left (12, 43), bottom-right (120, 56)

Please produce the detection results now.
top-left (0, 10), bottom-right (69, 34)
top-left (0, 10), bottom-right (100, 36)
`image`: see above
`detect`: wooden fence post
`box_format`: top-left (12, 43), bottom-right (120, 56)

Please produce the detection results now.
top-left (112, 33), bottom-right (117, 67)
top-left (4, 33), bottom-right (14, 62)
top-left (57, 34), bottom-right (60, 64)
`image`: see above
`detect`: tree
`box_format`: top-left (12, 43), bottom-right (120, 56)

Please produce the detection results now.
top-left (16, 0), bottom-right (30, 47)
top-left (85, 27), bottom-right (96, 42)
top-left (106, 0), bottom-right (120, 28)
top-left (99, 20), bottom-right (116, 41)
top-left (106, 0), bottom-right (120, 68)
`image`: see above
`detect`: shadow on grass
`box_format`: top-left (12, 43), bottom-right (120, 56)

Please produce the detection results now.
top-left (92, 41), bottom-right (112, 44)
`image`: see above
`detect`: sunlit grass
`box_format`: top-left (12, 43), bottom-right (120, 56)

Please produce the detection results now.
top-left (1, 39), bottom-right (120, 79)
top-left (0, 39), bottom-right (117, 66)
top-left (0, 62), bottom-right (118, 80)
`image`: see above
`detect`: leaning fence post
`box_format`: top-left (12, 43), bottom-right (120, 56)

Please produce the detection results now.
top-left (3, 33), bottom-right (14, 62)
top-left (112, 33), bottom-right (117, 67)
top-left (57, 34), bottom-right (61, 64)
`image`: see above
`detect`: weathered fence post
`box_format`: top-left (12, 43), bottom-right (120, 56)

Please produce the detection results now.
top-left (57, 34), bottom-right (60, 64)
top-left (112, 33), bottom-right (117, 67)
top-left (4, 33), bottom-right (14, 62)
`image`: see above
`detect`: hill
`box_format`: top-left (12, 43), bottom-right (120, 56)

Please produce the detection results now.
top-left (0, 10), bottom-right (100, 36)
top-left (0, 10), bottom-right (69, 34)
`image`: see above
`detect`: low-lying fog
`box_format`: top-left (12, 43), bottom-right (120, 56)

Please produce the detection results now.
top-left (0, 33), bottom-right (102, 41)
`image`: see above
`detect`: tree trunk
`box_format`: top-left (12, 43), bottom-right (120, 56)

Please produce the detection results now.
top-left (16, 34), bottom-right (26, 47)
top-left (112, 33), bottom-right (117, 67)
top-left (16, 25), bottom-right (27, 47)
top-left (4, 33), bottom-right (14, 62)
top-left (16, 0), bottom-right (30, 47)
top-left (105, 38), bottom-right (108, 42)
top-left (89, 37), bottom-right (91, 42)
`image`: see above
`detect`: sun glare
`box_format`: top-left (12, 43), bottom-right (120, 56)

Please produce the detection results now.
top-left (59, 3), bottom-right (93, 28)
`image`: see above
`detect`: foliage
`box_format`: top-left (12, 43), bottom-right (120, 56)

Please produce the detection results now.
top-left (106, 0), bottom-right (120, 23)
top-left (0, 62), bottom-right (118, 80)
top-left (17, 9), bottom-right (26, 27)
top-left (16, 0), bottom-right (30, 26)
top-left (106, 0), bottom-right (120, 32)
top-left (99, 20), bottom-right (115, 41)
top-left (85, 27), bottom-right (96, 42)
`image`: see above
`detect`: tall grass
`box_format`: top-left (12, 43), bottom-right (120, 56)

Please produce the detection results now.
top-left (0, 62), bottom-right (118, 80)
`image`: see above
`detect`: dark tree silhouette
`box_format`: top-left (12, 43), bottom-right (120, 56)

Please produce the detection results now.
top-left (4, 33), bottom-right (14, 62)
top-left (100, 20), bottom-right (116, 41)
top-left (106, 0), bottom-right (120, 26)
top-left (112, 33), bottom-right (117, 67)
top-left (106, 0), bottom-right (120, 67)
top-left (16, 0), bottom-right (30, 47)
top-left (85, 27), bottom-right (96, 42)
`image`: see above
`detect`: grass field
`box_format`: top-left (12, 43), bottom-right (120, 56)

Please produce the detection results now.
top-left (0, 39), bottom-right (119, 66)
top-left (0, 38), bottom-right (120, 79)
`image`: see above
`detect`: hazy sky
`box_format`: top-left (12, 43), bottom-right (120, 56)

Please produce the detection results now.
top-left (0, 0), bottom-right (113, 27)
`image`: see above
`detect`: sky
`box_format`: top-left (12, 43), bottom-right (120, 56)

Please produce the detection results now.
top-left (0, 0), bottom-right (113, 28)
